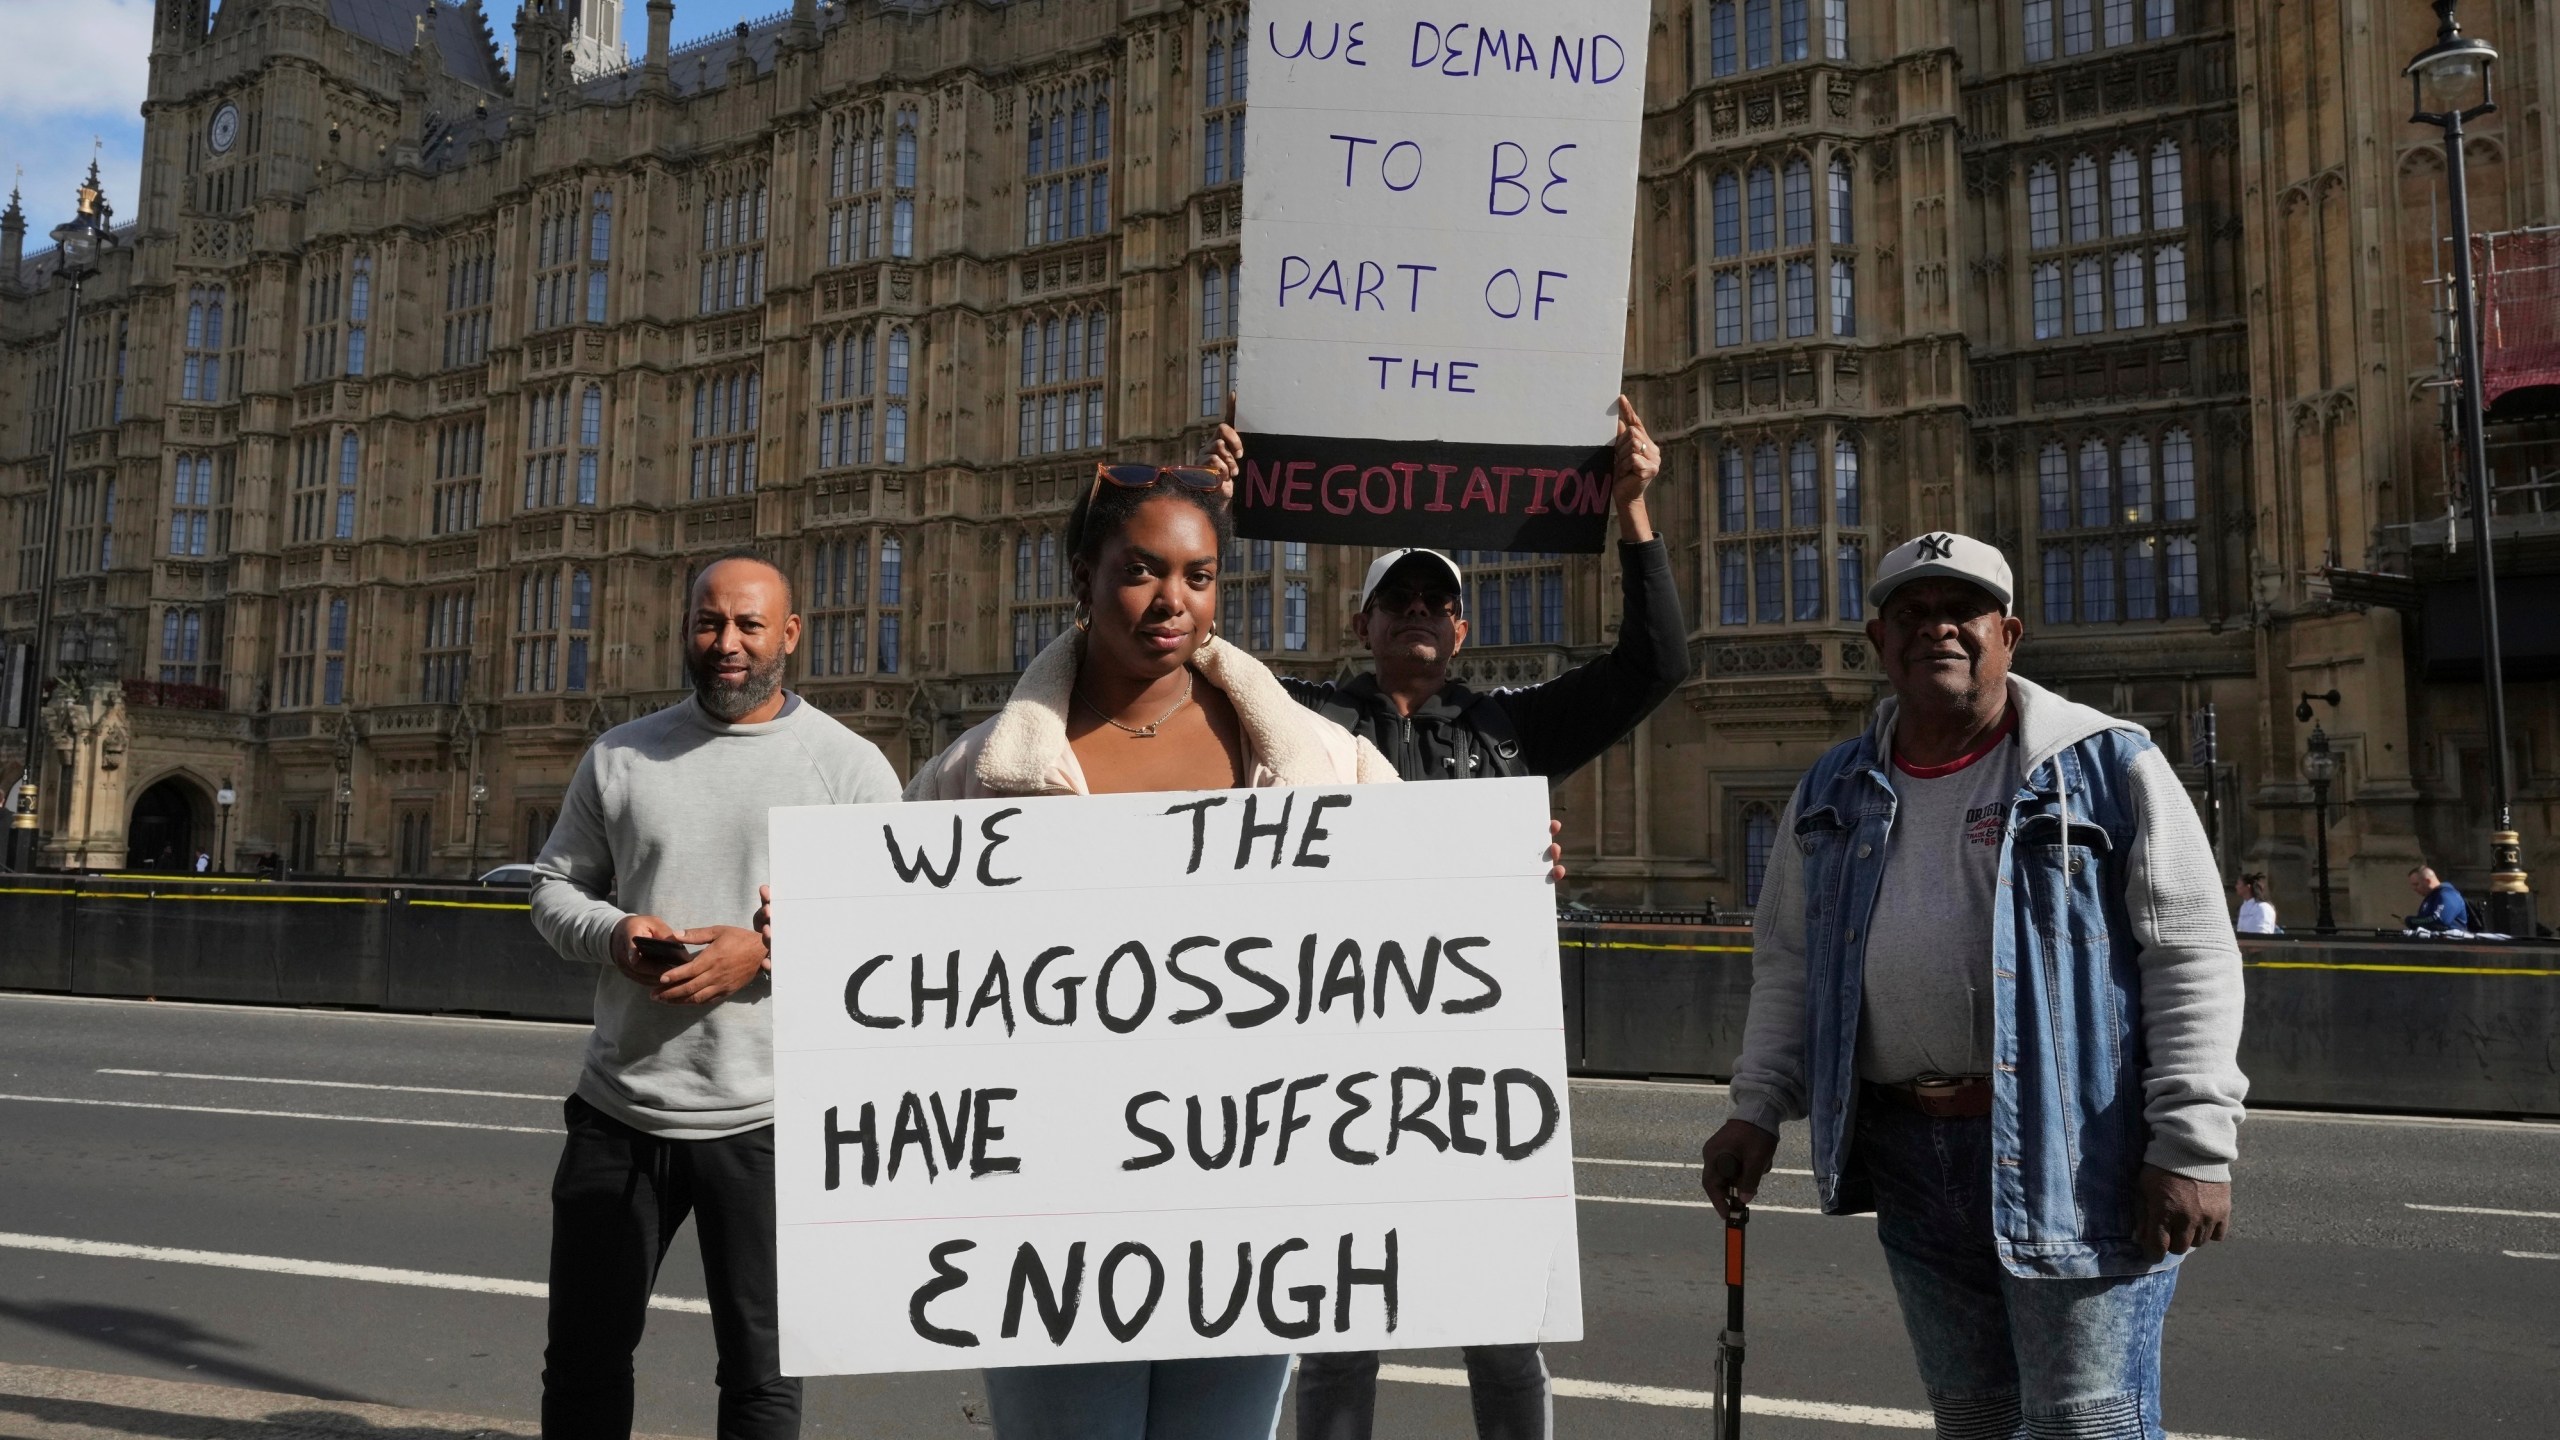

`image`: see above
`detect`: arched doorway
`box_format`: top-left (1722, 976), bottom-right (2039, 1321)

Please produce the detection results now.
top-left (128, 779), bottom-right (200, 871)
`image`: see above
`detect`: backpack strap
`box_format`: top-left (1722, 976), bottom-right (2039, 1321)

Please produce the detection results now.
top-left (1460, 691), bottom-right (1528, 775)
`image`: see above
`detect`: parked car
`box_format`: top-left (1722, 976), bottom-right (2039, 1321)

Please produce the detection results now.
top-left (477, 863), bottom-right (542, 887)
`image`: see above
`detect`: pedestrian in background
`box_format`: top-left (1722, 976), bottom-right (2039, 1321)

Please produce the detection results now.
top-left (530, 554), bottom-right (903, 1440)
top-left (1699, 532), bottom-right (2248, 1440)
top-left (2406, 864), bottom-right (2475, 932)
top-left (2235, 872), bottom-right (2279, 934)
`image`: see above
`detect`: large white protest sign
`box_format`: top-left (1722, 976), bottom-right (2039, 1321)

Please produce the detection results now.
top-left (766, 777), bottom-right (1579, 1376)
top-left (1234, 2), bottom-right (1652, 553)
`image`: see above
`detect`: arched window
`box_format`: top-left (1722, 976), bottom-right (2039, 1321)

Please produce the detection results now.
top-left (1742, 804), bottom-right (1778, 907)
top-left (2118, 433), bottom-right (2153, 522)
top-left (2024, 0), bottom-right (2054, 61)
top-left (1744, 0), bottom-right (1772, 68)
top-left (879, 535), bottom-right (904, 605)
top-left (2078, 438), bottom-right (2111, 528)
top-left (1835, 540), bottom-right (1865, 621)
top-left (2066, 155), bottom-right (2100, 241)
top-left (894, 112), bottom-right (918, 189)
top-left (1832, 435), bottom-right (1861, 525)
top-left (2109, 149), bottom-right (2141, 235)
top-left (577, 385), bottom-right (603, 505)
top-left (1781, 158), bottom-right (1813, 244)
top-left (2027, 162), bottom-right (2060, 249)
top-left (1828, 155), bottom-right (1853, 244)
top-left (1779, 0), bottom-right (1808, 62)
top-left (1709, 0), bottom-right (1737, 74)
top-left (1037, 532), bottom-right (1057, 597)
top-left (1746, 165), bottom-right (1777, 250)
top-left (2037, 442), bottom-right (2070, 530)
top-left (1787, 439), bottom-right (1819, 525)
top-left (1751, 442), bottom-right (1782, 529)
top-left (2149, 140), bottom-right (2184, 228)
top-left (1712, 172), bottom-right (1742, 255)
top-left (2153, 244), bottom-right (2188, 323)
top-left (1830, 258), bottom-right (1856, 336)
top-left (566, 569), bottom-right (593, 692)
top-left (335, 432), bottom-right (360, 540)
top-left (1719, 446), bottom-right (1747, 531)
top-left (2160, 427), bottom-right (2196, 520)
top-left (1824, 0), bottom-right (1847, 58)
top-left (1014, 533), bottom-right (1034, 602)
top-left (346, 258), bottom-right (371, 375)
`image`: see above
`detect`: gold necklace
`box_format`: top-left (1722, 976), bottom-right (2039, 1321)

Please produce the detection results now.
top-left (1075, 674), bottom-right (1194, 739)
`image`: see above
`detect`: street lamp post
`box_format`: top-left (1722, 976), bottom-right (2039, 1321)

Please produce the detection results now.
top-left (6, 166), bottom-right (118, 874)
top-left (2303, 722), bottom-right (2339, 935)
top-left (469, 774), bottom-right (488, 880)
top-left (335, 769), bottom-right (353, 878)
top-left (2408, 0), bottom-right (2536, 937)
top-left (215, 779), bottom-right (235, 874)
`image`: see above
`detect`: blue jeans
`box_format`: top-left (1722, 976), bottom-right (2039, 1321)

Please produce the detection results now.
top-left (1860, 1100), bottom-right (2178, 1440)
top-left (983, 1356), bottom-right (1292, 1440)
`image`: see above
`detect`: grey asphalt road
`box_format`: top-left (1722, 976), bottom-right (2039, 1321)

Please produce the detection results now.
top-left (0, 993), bottom-right (2554, 1439)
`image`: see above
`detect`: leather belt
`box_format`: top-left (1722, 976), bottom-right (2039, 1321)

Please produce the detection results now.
top-left (1865, 1076), bottom-right (1994, 1119)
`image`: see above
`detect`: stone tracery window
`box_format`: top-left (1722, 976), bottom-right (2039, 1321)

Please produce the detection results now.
top-left (1711, 428), bottom-right (1868, 627)
top-left (1705, 150), bottom-right (1853, 348)
top-left (2036, 426), bottom-right (2202, 625)
top-left (1019, 308), bottom-right (1109, 456)
top-left (2027, 143), bottom-right (2188, 339)
top-left (1027, 81), bottom-right (1112, 246)
top-left (688, 369), bottom-right (761, 499)
top-left (699, 173), bottom-right (768, 314)
top-left (1203, 14), bottom-right (1248, 186)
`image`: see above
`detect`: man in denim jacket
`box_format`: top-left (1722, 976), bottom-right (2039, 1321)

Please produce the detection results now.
top-left (1699, 532), bottom-right (2247, 1440)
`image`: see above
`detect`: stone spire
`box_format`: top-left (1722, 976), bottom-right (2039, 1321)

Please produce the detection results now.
top-left (1, 183), bottom-right (24, 291)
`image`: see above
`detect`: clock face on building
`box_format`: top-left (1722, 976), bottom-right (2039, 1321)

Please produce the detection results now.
top-left (208, 104), bottom-right (240, 156)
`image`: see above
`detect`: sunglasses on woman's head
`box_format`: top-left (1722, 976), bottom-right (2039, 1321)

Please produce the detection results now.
top-left (1093, 463), bottom-right (1226, 498)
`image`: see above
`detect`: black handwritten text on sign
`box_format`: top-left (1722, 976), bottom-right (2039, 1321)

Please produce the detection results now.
top-left (764, 778), bottom-right (1581, 1375)
top-left (1233, 4), bottom-right (1651, 552)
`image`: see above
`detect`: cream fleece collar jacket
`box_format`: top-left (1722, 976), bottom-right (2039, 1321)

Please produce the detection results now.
top-left (904, 630), bottom-right (1400, 800)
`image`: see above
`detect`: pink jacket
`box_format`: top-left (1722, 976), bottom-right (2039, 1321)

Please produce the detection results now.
top-left (904, 631), bottom-right (1399, 799)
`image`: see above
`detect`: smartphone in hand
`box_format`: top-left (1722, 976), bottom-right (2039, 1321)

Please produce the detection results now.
top-left (631, 936), bottom-right (697, 972)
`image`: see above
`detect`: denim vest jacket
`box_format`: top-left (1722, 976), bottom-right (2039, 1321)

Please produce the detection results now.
top-left (1792, 724), bottom-right (2175, 1278)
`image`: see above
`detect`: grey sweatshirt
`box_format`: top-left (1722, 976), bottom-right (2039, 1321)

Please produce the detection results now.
top-left (530, 695), bottom-right (904, 1138)
top-left (1727, 674), bottom-right (2249, 1180)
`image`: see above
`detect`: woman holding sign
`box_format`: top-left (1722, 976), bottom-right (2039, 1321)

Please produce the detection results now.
top-left (905, 465), bottom-right (1392, 1437)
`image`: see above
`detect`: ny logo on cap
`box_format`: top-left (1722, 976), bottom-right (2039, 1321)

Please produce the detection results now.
top-left (1916, 532), bottom-right (1957, 561)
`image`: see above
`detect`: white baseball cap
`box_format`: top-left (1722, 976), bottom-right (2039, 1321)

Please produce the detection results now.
top-left (1867, 531), bottom-right (2014, 613)
top-left (1358, 549), bottom-right (1467, 612)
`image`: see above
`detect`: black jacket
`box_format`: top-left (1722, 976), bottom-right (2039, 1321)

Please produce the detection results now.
top-left (1282, 539), bottom-right (1692, 783)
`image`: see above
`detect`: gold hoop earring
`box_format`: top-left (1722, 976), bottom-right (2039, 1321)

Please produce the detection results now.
top-left (1072, 601), bottom-right (1092, 633)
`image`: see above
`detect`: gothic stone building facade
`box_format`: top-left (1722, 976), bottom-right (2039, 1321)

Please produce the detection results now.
top-left (3, 0), bottom-right (2553, 925)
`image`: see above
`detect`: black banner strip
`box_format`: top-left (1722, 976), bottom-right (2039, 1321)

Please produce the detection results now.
top-left (1233, 433), bottom-right (1616, 554)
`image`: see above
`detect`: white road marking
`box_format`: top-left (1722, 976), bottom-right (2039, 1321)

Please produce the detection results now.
top-left (1377, 1364), bottom-right (2257, 1438)
top-left (2504, 1250), bottom-right (2560, 1261)
top-left (0, 1231), bottom-right (707, 1313)
top-left (98, 1067), bottom-right (556, 1101)
top-left (2404, 1203), bottom-right (2560, 1221)
top-left (0, 1092), bottom-right (554, 1135)
top-left (0, 990), bottom-right (586, 1031)
top-left (1576, 1157), bottom-right (1814, 1176)
top-left (1579, 1194), bottom-right (1851, 1218)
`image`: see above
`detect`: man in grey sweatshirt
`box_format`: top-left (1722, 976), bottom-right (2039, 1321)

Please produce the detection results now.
top-left (1699, 533), bottom-right (2246, 1440)
top-left (530, 554), bottom-right (902, 1440)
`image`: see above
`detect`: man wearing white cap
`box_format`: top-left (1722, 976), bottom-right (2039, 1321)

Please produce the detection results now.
top-left (1698, 532), bottom-right (2247, 1439)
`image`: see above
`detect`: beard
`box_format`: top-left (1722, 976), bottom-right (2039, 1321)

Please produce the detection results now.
top-left (690, 645), bottom-right (788, 722)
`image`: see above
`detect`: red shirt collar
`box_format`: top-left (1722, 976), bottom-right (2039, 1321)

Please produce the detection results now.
top-left (1893, 707), bottom-right (2019, 779)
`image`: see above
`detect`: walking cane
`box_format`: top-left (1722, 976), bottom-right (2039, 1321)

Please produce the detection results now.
top-left (1710, 1151), bottom-right (1750, 1440)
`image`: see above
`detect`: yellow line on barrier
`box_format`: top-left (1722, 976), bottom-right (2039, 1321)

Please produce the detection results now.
top-left (0, 886), bottom-right (81, 897)
top-left (78, 892), bottom-right (385, 906)
top-left (94, 873), bottom-right (274, 886)
top-left (2278, 958), bottom-right (2560, 976)
top-left (1572, 941), bottom-right (1756, 955)
top-left (411, 900), bottom-right (534, 913)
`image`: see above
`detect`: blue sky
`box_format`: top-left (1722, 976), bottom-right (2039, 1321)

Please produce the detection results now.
top-left (0, 0), bottom-right (781, 241)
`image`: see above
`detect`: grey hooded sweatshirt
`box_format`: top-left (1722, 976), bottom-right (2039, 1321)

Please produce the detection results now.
top-left (1727, 674), bottom-right (2248, 1180)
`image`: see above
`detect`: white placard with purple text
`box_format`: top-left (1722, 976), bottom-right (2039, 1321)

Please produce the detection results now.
top-left (1233, 3), bottom-right (1652, 553)
top-left (766, 777), bottom-right (1580, 1375)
